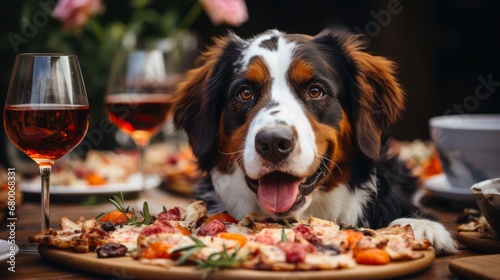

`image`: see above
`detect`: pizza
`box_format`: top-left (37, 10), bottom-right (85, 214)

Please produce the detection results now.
top-left (29, 196), bottom-right (432, 272)
top-left (457, 208), bottom-right (499, 239)
top-left (29, 197), bottom-right (206, 254)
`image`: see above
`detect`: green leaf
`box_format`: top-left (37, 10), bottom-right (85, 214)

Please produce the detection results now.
top-left (142, 201), bottom-right (151, 225)
top-left (95, 212), bottom-right (106, 220)
top-left (281, 228), bottom-right (287, 242)
top-left (176, 246), bottom-right (201, 265)
top-left (131, 0), bottom-right (152, 9)
top-left (196, 244), bottom-right (242, 270)
top-left (109, 198), bottom-right (124, 213)
top-left (189, 235), bottom-right (206, 248)
top-left (173, 235), bottom-right (207, 265)
top-left (104, 192), bottom-right (152, 227)
top-left (119, 192), bottom-right (125, 206)
top-left (172, 244), bottom-right (198, 254)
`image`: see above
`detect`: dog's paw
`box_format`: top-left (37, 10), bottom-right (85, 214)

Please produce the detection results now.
top-left (390, 218), bottom-right (458, 255)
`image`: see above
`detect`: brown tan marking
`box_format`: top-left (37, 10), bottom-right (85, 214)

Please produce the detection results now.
top-left (216, 116), bottom-right (247, 173)
top-left (307, 111), bottom-right (353, 192)
top-left (342, 35), bottom-right (406, 160)
top-left (289, 59), bottom-right (315, 84)
top-left (171, 35), bottom-right (236, 171)
top-left (245, 56), bottom-right (270, 84)
top-left (171, 35), bottom-right (231, 117)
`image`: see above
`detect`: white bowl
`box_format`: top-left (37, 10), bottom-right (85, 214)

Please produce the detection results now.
top-left (429, 114), bottom-right (500, 189)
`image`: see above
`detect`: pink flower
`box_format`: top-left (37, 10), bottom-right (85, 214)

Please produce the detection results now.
top-left (52, 0), bottom-right (103, 29)
top-left (200, 0), bottom-right (248, 27)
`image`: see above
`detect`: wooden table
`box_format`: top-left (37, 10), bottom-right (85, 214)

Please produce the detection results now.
top-left (0, 187), bottom-right (487, 279)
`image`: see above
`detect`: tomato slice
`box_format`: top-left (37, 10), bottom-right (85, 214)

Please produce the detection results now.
top-left (99, 210), bottom-right (132, 225)
top-left (355, 248), bottom-right (391, 265)
top-left (206, 211), bottom-right (238, 224)
top-left (217, 232), bottom-right (247, 247)
top-left (141, 242), bottom-right (174, 259)
top-left (175, 225), bottom-right (191, 235)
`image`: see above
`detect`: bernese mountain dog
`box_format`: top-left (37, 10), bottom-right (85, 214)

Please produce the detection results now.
top-left (171, 28), bottom-right (458, 255)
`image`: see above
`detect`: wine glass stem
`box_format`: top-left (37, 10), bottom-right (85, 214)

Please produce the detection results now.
top-left (39, 165), bottom-right (52, 232)
top-left (138, 144), bottom-right (147, 191)
top-left (132, 135), bottom-right (149, 192)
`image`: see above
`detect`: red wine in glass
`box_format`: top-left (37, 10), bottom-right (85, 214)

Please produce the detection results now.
top-left (4, 104), bottom-right (89, 163)
top-left (105, 93), bottom-right (171, 145)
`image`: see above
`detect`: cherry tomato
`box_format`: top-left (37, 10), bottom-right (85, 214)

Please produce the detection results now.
top-left (206, 211), bottom-right (238, 224)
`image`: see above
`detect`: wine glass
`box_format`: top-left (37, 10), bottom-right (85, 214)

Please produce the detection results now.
top-left (3, 53), bottom-right (90, 250)
top-left (105, 50), bottom-right (174, 190)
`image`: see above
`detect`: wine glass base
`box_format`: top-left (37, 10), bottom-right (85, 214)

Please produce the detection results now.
top-left (18, 242), bottom-right (39, 252)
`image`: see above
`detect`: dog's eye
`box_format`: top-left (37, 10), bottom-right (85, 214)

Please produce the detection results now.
top-left (238, 87), bottom-right (253, 100)
top-left (307, 86), bottom-right (324, 99)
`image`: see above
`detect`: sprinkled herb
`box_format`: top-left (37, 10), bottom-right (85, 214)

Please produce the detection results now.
top-left (174, 235), bottom-right (207, 265)
top-left (197, 244), bottom-right (242, 270)
top-left (281, 228), bottom-right (287, 242)
top-left (174, 235), bottom-right (243, 277)
top-left (96, 192), bottom-right (153, 226)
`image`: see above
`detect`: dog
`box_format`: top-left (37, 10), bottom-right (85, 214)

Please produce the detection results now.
top-left (172, 28), bottom-right (458, 255)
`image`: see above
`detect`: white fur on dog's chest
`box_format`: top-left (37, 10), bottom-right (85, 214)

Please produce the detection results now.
top-left (211, 168), bottom-right (261, 219)
top-left (303, 175), bottom-right (377, 226)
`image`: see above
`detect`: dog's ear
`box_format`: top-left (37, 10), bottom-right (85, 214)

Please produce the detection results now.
top-left (315, 29), bottom-right (405, 160)
top-left (172, 33), bottom-right (242, 170)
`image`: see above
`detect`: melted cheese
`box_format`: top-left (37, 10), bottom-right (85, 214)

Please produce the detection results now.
top-left (110, 225), bottom-right (146, 250)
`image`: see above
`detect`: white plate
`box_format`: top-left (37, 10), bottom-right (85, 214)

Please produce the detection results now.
top-left (423, 174), bottom-right (474, 201)
top-left (0, 239), bottom-right (18, 262)
top-left (20, 173), bottom-right (161, 195)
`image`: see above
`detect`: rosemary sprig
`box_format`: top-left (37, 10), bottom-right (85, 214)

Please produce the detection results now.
top-left (97, 192), bottom-right (153, 226)
top-left (174, 235), bottom-right (207, 265)
top-left (176, 246), bottom-right (203, 265)
top-left (281, 228), bottom-right (287, 242)
top-left (140, 201), bottom-right (150, 226)
top-left (174, 235), bottom-right (243, 272)
top-left (110, 192), bottom-right (125, 211)
top-left (196, 244), bottom-right (243, 270)
top-left (95, 211), bottom-right (106, 220)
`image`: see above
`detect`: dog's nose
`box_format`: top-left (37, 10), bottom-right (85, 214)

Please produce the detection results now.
top-left (255, 127), bottom-right (295, 162)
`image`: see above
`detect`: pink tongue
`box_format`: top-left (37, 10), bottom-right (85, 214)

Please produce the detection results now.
top-left (257, 172), bottom-right (301, 213)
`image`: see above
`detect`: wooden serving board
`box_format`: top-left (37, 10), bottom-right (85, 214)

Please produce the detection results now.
top-left (449, 254), bottom-right (500, 280)
top-left (457, 232), bottom-right (500, 254)
top-left (39, 246), bottom-right (435, 280)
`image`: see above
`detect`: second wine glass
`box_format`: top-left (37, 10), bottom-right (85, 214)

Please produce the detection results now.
top-left (105, 50), bottom-right (174, 190)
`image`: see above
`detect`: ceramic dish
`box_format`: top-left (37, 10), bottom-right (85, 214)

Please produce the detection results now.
top-left (20, 173), bottom-right (161, 196)
top-left (423, 174), bottom-right (473, 201)
top-left (429, 114), bottom-right (500, 189)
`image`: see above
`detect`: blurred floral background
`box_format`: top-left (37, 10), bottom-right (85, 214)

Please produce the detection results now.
top-left (1, 0), bottom-right (248, 158)
top-left (1, 0), bottom-right (500, 168)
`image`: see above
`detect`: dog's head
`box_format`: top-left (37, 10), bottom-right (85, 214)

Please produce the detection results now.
top-left (172, 29), bottom-right (405, 218)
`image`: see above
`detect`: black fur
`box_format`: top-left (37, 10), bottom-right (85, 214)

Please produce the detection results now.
top-left (173, 39), bottom-right (244, 171)
top-left (364, 135), bottom-right (422, 228)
